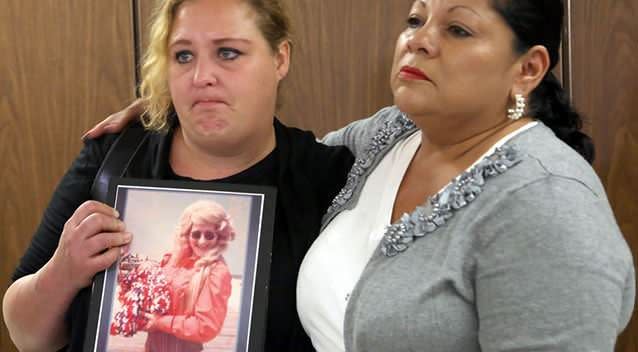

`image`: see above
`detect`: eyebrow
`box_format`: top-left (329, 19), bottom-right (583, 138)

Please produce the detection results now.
top-left (416, 2), bottom-right (482, 17)
top-left (169, 37), bottom-right (251, 47)
top-left (448, 5), bottom-right (483, 18)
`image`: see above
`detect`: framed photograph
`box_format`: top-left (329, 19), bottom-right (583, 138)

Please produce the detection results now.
top-left (84, 178), bottom-right (276, 352)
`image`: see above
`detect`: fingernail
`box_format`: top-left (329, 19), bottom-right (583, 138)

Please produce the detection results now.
top-left (81, 132), bottom-right (89, 141)
top-left (114, 209), bottom-right (120, 218)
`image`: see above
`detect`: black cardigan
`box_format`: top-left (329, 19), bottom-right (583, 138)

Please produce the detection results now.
top-left (12, 119), bottom-right (354, 351)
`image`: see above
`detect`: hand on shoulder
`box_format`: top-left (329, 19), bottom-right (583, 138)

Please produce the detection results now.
top-left (82, 99), bottom-right (145, 140)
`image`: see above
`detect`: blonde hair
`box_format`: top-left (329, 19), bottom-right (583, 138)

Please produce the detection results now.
top-left (173, 199), bottom-right (236, 314)
top-left (139, 0), bottom-right (293, 132)
top-left (175, 200), bottom-right (236, 251)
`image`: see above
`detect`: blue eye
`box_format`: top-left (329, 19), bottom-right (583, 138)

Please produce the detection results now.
top-left (448, 25), bottom-right (472, 37)
top-left (218, 47), bottom-right (241, 60)
top-left (175, 50), bottom-right (193, 64)
top-left (406, 16), bottom-right (424, 29)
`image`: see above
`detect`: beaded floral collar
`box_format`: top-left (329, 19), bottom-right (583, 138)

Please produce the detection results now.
top-left (326, 114), bottom-right (416, 215)
top-left (381, 145), bottom-right (521, 256)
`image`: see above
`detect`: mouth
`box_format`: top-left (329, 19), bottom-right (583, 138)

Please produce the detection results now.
top-left (194, 244), bottom-right (214, 253)
top-left (398, 66), bottom-right (430, 81)
top-left (192, 98), bottom-right (228, 109)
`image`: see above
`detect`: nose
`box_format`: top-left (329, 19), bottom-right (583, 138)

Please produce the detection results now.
top-left (192, 57), bottom-right (219, 87)
top-left (406, 23), bottom-right (440, 57)
top-left (196, 235), bottom-right (208, 247)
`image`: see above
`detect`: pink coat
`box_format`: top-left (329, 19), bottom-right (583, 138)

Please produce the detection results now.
top-left (145, 255), bottom-right (232, 352)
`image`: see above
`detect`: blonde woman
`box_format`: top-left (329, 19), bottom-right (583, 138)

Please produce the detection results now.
top-left (139, 200), bottom-right (235, 351)
top-left (3, 1), bottom-right (353, 351)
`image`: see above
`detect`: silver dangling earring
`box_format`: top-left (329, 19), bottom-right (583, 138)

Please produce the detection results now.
top-left (507, 94), bottom-right (526, 120)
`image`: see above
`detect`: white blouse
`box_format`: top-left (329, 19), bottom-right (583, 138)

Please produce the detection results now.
top-left (296, 122), bottom-right (537, 352)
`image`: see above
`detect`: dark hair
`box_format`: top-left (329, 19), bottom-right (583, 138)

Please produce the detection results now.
top-left (492, 0), bottom-right (595, 163)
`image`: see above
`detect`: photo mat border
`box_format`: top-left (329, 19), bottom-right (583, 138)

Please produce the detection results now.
top-left (83, 177), bottom-right (276, 352)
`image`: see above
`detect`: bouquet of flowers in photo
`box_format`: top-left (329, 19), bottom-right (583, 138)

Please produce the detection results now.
top-left (110, 253), bottom-right (172, 337)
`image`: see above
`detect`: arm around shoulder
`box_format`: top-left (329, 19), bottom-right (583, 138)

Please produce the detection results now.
top-left (321, 106), bottom-right (402, 157)
top-left (474, 175), bottom-right (634, 351)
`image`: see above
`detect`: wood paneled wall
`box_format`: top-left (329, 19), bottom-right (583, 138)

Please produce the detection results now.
top-left (278, 0), bottom-right (413, 137)
top-left (0, 1), bottom-right (137, 351)
top-left (569, 1), bottom-right (638, 350)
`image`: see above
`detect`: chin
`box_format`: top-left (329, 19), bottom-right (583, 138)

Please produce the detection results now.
top-left (393, 92), bottom-right (429, 117)
top-left (196, 118), bottom-right (230, 135)
top-left (393, 96), bottom-right (410, 113)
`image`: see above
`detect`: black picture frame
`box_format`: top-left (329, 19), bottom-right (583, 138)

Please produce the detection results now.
top-left (84, 177), bottom-right (276, 352)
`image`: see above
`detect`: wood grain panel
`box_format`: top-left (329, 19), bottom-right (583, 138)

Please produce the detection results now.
top-left (0, 1), bottom-right (137, 351)
top-left (569, 1), bottom-right (638, 351)
top-left (138, 0), bottom-right (156, 63)
top-left (279, 0), bottom-right (414, 137)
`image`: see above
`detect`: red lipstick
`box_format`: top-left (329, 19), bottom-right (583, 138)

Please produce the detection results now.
top-left (399, 66), bottom-right (430, 81)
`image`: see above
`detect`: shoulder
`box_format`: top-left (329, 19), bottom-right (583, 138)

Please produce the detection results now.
top-left (321, 106), bottom-right (405, 157)
top-left (11, 129), bottom-right (125, 281)
top-left (468, 126), bottom-right (632, 271)
top-left (205, 260), bottom-right (233, 292)
top-left (275, 119), bottom-right (354, 176)
top-left (274, 120), bottom-right (354, 222)
top-left (508, 123), bottom-right (606, 195)
top-left (468, 169), bottom-right (635, 346)
top-left (455, 132), bottom-right (636, 342)
top-left (78, 132), bottom-right (120, 165)
top-left (478, 173), bottom-right (630, 262)
top-left (85, 123), bottom-right (141, 155)
top-left (470, 123), bottom-right (609, 213)
top-left (209, 260), bottom-right (232, 276)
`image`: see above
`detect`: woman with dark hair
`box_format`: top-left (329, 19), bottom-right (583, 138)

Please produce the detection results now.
top-left (297, 0), bottom-right (634, 351)
top-left (83, 0), bottom-right (634, 351)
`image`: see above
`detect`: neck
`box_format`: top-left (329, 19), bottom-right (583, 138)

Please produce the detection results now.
top-left (414, 114), bottom-right (533, 164)
top-left (169, 126), bottom-right (276, 180)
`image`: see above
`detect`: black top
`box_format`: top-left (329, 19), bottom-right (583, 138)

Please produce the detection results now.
top-left (12, 119), bottom-right (354, 352)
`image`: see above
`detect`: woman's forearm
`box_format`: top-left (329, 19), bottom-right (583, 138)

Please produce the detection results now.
top-left (4, 201), bottom-right (129, 351)
top-left (3, 261), bottom-right (78, 352)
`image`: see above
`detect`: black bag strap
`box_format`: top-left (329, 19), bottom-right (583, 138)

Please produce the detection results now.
top-left (89, 123), bottom-right (149, 203)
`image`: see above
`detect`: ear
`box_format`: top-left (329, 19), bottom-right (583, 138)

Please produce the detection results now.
top-left (512, 45), bottom-right (550, 96)
top-left (274, 40), bottom-right (291, 81)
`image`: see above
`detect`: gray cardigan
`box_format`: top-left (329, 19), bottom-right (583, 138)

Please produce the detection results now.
top-left (321, 106), bottom-right (635, 352)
